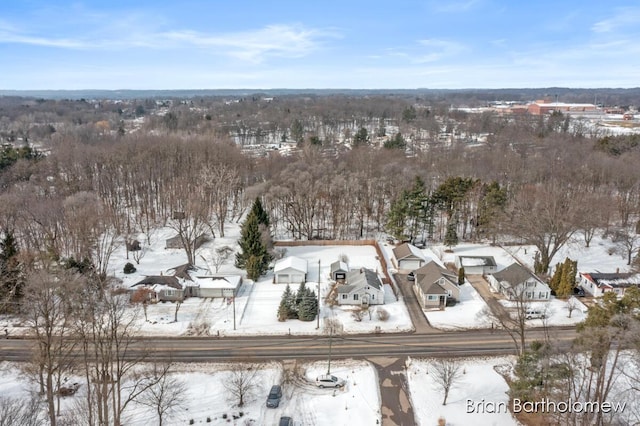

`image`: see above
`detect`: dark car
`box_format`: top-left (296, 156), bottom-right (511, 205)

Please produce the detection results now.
top-left (266, 385), bottom-right (282, 408)
top-left (279, 417), bottom-right (294, 426)
top-left (407, 271), bottom-right (415, 281)
top-left (573, 286), bottom-right (585, 297)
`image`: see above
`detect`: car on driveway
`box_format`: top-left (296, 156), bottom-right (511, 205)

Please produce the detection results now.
top-left (407, 271), bottom-right (415, 281)
top-left (279, 417), bottom-right (294, 426)
top-left (315, 374), bottom-right (345, 388)
top-left (266, 385), bottom-right (282, 408)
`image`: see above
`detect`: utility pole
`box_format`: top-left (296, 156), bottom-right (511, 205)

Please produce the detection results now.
top-left (327, 329), bottom-right (333, 375)
top-left (233, 294), bottom-right (236, 331)
top-left (317, 259), bottom-right (321, 329)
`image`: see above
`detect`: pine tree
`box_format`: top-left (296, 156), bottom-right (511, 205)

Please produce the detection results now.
top-left (0, 229), bottom-right (23, 312)
top-left (549, 262), bottom-right (563, 293)
top-left (298, 288), bottom-right (318, 321)
top-left (458, 267), bottom-right (465, 285)
top-left (249, 197), bottom-right (270, 227)
top-left (235, 212), bottom-right (270, 279)
top-left (277, 284), bottom-right (294, 321)
top-left (444, 219), bottom-right (458, 249)
top-left (556, 258), bottom-right (577, 298)
top-left (386, 190), bottom-right (410, 240)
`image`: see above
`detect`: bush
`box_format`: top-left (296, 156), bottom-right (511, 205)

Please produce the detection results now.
top-left (377, 307), bottom-right (390, 321)
top-left (123, 262), bottom-right (137, 274)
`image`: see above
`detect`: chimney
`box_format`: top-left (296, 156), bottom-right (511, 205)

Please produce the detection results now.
top-left (616, 268), bottom-right (619, 274)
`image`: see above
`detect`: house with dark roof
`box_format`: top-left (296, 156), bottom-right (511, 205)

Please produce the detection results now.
top-left (392, 243), bottom-right (427, 272)
top-left (578, 271), bottom-right (640, 297)
top-left (413, 261), bottom-right (460, 309)
top-left (455, 255), bottom-right (497, 275)
top-left (131, 275), bottom-right (186, 302)
top-left (487, 263), bottom-right (551, 301)
top-left (336, 268), bottom-right (385, 306)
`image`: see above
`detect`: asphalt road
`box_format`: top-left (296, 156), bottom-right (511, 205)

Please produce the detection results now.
top-left (0, 327), bottom-right (577, 363)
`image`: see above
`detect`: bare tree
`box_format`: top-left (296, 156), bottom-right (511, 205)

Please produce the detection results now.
top-left (224, 364), bottom-right (259, 407)
top-left (566, 297), bottom-right (579, 319)
top-left (136, 366), bottom-right (187, 426)
top-left (208, 246), bottom-right (234, 273)
top-left (610, 227), bottom-right (640, 265)
top-left (0, 394), bottom-right (42, 426)
top-left (429, 357), bottom-right (464, 405)
top-left (131, 287), bottom-right (154, 322)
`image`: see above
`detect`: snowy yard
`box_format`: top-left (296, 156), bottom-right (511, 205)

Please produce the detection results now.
top-left (0, 360), bottom-right (380, 426)
top-left (424, 281), bottom-right (492, 330)
top-left (406, 356), bottom-right (519, 426)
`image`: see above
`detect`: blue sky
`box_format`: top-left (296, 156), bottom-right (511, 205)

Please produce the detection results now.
top-left (1, 1), bottom-right (639, 89)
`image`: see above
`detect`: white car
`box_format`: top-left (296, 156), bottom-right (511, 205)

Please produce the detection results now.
top-left (315, 374), bottom-right (345, 388)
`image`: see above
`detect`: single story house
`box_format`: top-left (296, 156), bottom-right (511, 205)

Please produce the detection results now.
top-left (165, 233), bottom-right (208, 250)
top-left (330, 260), bottom-right (349, 282)
top-left (336, 268), bottom-right (385, 306)
top-left (487, 263), bottom-right (551, 301)
top-left (392, 243), bottom-right (427, 272)
top-left (578, 271), bottom-right (640, 297)
top-left (131, 275), bottom-right (186, 302)
top-left (413, 261), bottom-right (460, 309)
top-left (274, 256), bottom-right (308, 284)
top-left (455, 255), bottom-right (497, 275)
top-left (189, 275), bottom-right (243, 298)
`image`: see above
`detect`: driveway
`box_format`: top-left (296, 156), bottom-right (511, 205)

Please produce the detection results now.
top-left (393, 273), bottom-right (441, 334)
top-left (369, 357), bottom-right (415, 426)
top-left (466, 274), bottom-right (510, 321)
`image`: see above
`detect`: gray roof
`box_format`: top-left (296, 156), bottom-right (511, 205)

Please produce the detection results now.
top-left (337, 268), bottom-right (382, 293)
top-left (457, 255), bottom-right (497, 267)
top-left (492, 263), bottom-right (537, 287)
top-left (414, 261), bottom-right (458, 295)
top-left (133, 275), bottom-right (182, 290)
top-left (330, 260), bottom-right (348, 273)
top-left (392, 243), bottom-right (424, 261)
top-left (170, 263), bottom-right (197, 281)
top-left (583, 272), bottom-right (640, 289)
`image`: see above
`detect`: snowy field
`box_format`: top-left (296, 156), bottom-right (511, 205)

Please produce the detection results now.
top-left (0, 359), bottom-right (380, 426)
top-left (406, 356), bottom-right (519, 426)
top-left (423, 280), bottom-right (493, 330)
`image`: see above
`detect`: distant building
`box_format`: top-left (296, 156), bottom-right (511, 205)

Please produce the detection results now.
top-left (579, 271), bottom-right (640, 297)
top-left (527, 100), bottom-right (597, 115)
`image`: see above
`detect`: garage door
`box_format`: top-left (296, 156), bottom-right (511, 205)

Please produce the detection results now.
top-left (291, 274), bottom-right (304, 283)
top-left (276, 274), bottom-right (289, 283)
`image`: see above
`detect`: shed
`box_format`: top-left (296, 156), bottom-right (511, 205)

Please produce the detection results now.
top-left (330, 260), bottom-right (349, 282)
top-left (455, 255), bottom-right (497, 275)
top-left (165, 233), bottom-right (208, 250)
top-left (392, 243), bottom-right (427, 272)
top-left (274, 256), bottom-right (308, 284)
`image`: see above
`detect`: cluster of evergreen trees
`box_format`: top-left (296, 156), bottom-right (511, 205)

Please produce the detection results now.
top-left (277, 282), bottom-right (318, 322)
top-left (549, 257), bottom-right (578, 298)
top-left (0, 229), bottom-right (23, 313)
top-left (235, 198), bottom-right (272, 281)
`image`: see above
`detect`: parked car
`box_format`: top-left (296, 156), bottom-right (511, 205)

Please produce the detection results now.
top-left (407, 271), bottom-right (415, 281)
top-left (266, 385), bottom-right (282, 408)
top-left (525, 309), bottom-right (546, 320)
top-left (573, 286), bottom-right (585, 297)
top-left (315, 374), bottom-right (345, 388)
top-left (279, 417), bottom-right (294, 426)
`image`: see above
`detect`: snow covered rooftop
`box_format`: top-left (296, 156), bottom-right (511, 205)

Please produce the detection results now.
top-left (274, 256), bottom-right (308, 273)
top-left (193, 275), bottom-right (242, 289)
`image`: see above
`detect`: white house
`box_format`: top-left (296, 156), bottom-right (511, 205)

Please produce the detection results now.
top-left (273, 256), bottom-right (308, 284)
top-left (455, 255), bottom-right (497, 275)
top-left (336, 268), bottom-right (385, 306)
top-left (579, 271), bottom-right (640, 297)
top-left (487, 263), bottom-right (551, 301)
top-left (392, 243), bottom-right (427, 272)
top-left (413, 261), bottom-right (460, 309)
top-left (190, 275), bottom-right (243, 298)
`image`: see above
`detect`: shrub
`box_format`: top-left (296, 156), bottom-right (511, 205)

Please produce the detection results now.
top-left (123, 262), bottom-right (136, 274)
top-left (376, 307), bottom-right (390, 321)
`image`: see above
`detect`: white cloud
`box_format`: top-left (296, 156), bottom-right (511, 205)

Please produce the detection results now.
top-left (413, 39), bottom-right (466, 63)
top-left (592, 7), bottom-right (640, 33)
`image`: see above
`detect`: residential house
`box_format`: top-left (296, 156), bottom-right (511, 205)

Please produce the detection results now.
top-left (131, 275), bottom-right (186, 302)
top-left (413, 261), bottom-right (460, 309)
top-left (336, 268), bottom-right (385, 306)
top-left (578, 271), bottom-right (640, 297)
top-left (330, 260), bottom-right (349, 282)
top-left (487, 263), bottom-right (551, 301)
top-left (455, 255), bottom-right (497, 275)
top-left (392, 243), bottom-right (427, 272)
top-left (273, 256), bottom-right (308, 284)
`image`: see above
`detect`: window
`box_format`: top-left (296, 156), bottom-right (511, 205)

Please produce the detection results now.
top-left (341, 294), bottom-right (347, 299)
top-left (371, 294), bottom-right (375, 299)
top-left (353, 294), bottom-right (359, 301)
top-left (428, 295), bottom-right (436, 301)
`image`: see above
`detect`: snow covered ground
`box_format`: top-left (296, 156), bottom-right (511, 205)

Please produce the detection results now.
top-left (424, 280), bottom-right (493, 330)
top-left (0, 359), bottom-right (380, 426)
top-left (406, 356), bottom-right (519, 426)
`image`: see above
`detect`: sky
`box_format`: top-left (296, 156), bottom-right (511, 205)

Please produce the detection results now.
top-left (1, 0), bottom-right (640, 90)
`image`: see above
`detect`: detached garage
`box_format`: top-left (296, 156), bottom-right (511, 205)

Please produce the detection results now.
top-left (274, 256), bottom-right (308, 284)
top-left (392, 243), bottom-right (427, 273)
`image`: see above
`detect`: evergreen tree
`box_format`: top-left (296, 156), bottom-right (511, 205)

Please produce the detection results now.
top-left (444, 219), bottom-right (459, 249)
top-left (386, 190), bottom-right (410, 240)
top-left (353, 127), bottom-right (369, 147)
top-left (298, 288), bottom-right (318, 321)
top-left (277, 284), bottom-right (294, 321)
top-left (0, 229), bottom-right (23, 312)
top-left (549, 262), bottom-right (563, 293)
top-left (249, 197), bottom-right (270, 227)
top-left (556, 258), bottom-right (577, 298)
top-left (383, 132), bottom-right (406, 150)
top-left (295, 282), bottom-right (307, 307)
top-left (235, 212), bottom-right (270, 279)
top-left (458, 267), bottom-right (465, 285)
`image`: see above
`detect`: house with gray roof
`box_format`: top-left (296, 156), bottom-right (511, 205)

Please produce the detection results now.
top-left (487, 263), bottom-right (551, 301)
top-left (131, 275), bottom-right (186, 302)
top-left (392, 243), bottom-right (427, 272)
top-left (413, 261), bottom-right (460, 309)
top-left (336, 268), bottom-right (385, 306)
